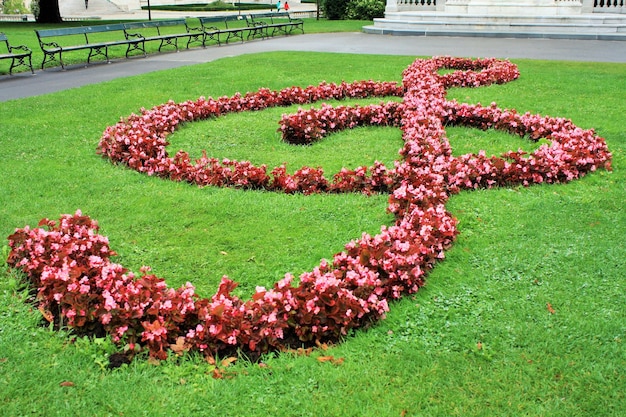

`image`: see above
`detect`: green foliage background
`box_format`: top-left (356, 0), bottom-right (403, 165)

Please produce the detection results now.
top-left (323, 0), bottom-right (385, 20)
top-left (1, 0), bottom-right (28, 14)
top-left (346, 0), bottom-right (385, 20)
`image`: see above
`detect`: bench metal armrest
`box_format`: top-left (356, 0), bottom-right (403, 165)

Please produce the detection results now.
top-left (203, 25), bottom-right (219, 32)
top-left (186, 24), bottom-right (202, 32)
top-left (9, 44), bottom-right (31, 53)
top-left (125, 31), bottom-right (142, 39)
top-left (40, 41), bottom-right (61, 50)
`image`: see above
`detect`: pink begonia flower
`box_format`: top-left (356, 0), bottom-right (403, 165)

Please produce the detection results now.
top-left (116, 326), bottom-right (128, 337)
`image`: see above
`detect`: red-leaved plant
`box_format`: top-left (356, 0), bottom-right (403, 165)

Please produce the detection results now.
top-left (6, 57), bottom-right (611, 361)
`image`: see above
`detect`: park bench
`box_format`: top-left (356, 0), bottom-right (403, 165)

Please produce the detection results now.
top-left (123, 19), bottom-right (201, 54)
top-left (197, 15), bottom-right (259, 46)
top-left (0, 32), bottom-right (34, 75)
top-left (35, 23), bottom-right (142, 69)
top-left (248, 12), bottom-right (304, 37)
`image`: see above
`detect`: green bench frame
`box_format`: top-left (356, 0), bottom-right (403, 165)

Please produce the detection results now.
top-left (123, 19), bottom-right (203, 54)
top-left (247, 12), bottom-right (304, 37)
top-left (196, 15), bottom-right (258, 46)
top-left (0, 32), bottom-right (34, 75)
top-left (35, 23), bottom-right (141, 69)
top-left (35, 19), bottom-right (203, 70)
top-left (33, 15), bottom-right (303, 70)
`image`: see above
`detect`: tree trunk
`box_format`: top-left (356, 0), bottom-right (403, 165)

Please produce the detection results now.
top-left (37, 0), bottom-right (63, 23)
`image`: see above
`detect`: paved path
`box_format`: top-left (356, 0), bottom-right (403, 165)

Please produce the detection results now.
top-left (2, 31), bottom-right (625, 102)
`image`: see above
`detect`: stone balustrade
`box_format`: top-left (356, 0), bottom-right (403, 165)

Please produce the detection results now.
top-left (593, 0), bottom-right (626, 13)
top-left (387, 0), bottom-right (625, 14)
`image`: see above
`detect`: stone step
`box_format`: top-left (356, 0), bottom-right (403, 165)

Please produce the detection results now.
top-left (363, 26), bottom-right (626, 41)
top-left (366, 11), bottom-right (626, 40)
top-left (374, 19), bottom-right (626, 32)
top-left (383, 11), bottom-right (626, 25)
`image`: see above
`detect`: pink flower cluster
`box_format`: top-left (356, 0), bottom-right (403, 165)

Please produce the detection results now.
top-left (96, 80), bottom-right (403, 195)
top-left (6, 212), bottom-right (198, 359)
top-left (7, 57), bottom-right (611, 360)
top-left (443, 101), bottom-right (613, 190)
top-left (279, 102), bottom-right (405, 145)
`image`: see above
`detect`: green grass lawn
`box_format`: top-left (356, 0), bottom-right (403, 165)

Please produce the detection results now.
top-left (0, 51), bottom-right (624, 416)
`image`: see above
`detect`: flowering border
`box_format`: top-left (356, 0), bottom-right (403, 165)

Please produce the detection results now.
top-left (7, 57), bottom-right (611, 360)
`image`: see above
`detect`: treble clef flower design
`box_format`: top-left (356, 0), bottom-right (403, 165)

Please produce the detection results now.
top-left (7, 57), bottom-right (611, 360)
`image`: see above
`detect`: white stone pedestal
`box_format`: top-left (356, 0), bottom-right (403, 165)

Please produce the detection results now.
top-left (370, 0), bottom-right (625, 40)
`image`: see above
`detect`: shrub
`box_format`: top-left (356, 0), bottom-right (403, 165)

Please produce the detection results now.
top-left (346, 0), bottom-right (385, 20)
top-left (30, 0), bottom-right (39, 19)
top-left (323, 0), bottom-right (350, 20)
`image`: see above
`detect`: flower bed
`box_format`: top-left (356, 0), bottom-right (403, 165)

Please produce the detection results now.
top-left (6, 57), bottom-right (612, 361)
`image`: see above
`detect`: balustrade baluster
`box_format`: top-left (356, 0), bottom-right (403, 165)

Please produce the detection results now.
top-left (593, 0), bottom-right (626, 9)
top-left (393, 0), bottom-right (437, 9)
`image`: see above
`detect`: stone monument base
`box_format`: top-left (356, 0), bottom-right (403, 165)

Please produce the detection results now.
top-left (365, 0), bottom-right (626, 41)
